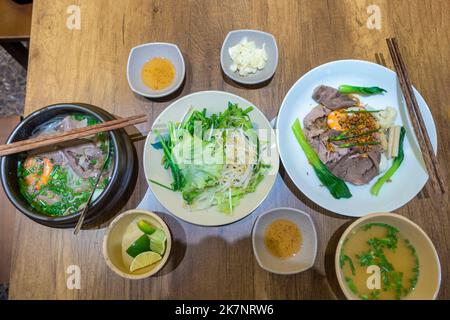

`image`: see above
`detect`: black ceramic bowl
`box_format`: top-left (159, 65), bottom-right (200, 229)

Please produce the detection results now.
top-left (0, 103), bottom-right (136, 228)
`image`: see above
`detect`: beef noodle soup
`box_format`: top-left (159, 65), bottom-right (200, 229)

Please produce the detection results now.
top-left (17, 114), bottom-right (114, 216)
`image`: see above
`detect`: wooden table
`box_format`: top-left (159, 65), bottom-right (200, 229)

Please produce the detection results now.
top-left (0, 0), bottom-right (33, 68)
top-left (9, 0), bottom-right (450, 299)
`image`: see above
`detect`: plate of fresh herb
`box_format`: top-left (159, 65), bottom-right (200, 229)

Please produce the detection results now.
top-left (144, 91), bottom-right (279, 226)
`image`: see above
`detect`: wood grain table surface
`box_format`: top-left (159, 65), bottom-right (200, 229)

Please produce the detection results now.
top-left (8, 0), bottom-right (450, 299)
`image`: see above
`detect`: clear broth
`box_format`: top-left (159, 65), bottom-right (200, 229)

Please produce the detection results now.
top-left (340, 223), bottom-right (419, 300)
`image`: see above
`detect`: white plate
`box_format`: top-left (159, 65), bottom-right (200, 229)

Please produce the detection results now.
top-left (276, 60), bottom-right (437, 217)
top-left (144, 91), bottom-right (279, 226)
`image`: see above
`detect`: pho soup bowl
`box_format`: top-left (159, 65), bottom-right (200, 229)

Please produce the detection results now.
top-left (335, 213), bottom-right (441, 300)
top-left (0, 103), bottom-right (135, 228)
top-left (103, 209), bottom-right (172, 279)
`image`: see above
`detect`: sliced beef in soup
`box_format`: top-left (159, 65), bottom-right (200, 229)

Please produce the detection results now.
top-left (312, 85), bottom-right (358, 110)
top-left (63, 142), bottom-right (107, 178)
top-left (17, 114), bottom-right (113, 216)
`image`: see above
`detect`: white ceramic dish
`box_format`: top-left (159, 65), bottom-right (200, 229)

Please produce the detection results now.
top-left (276, 59), bottom-right (437, 217)
top-left (102, 209), bottom-right (172, 280)
top-left (252, 207), bottom-right (317, 274)
top-left (127, 42), bottom-right (185, 98)
top-left (335, 212), bottom-right (441, 300)
top-left (220, 29), bottom-right (278, 85)
top-left (143, 90), bottom-right (279, 226)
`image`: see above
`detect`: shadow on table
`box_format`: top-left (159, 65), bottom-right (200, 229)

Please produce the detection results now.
top-left (221, 68), bottom-right (274, 90)
top-left (153, 211), bottom-right (187, 276)
top-left (278, 162), bottom-right (349, 220)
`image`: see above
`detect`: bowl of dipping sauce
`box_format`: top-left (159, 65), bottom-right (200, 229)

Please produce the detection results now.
top-left (252, 207), bottom-right (317, 274)
top-left (127, 43), bottom-right (185, 98)
top-left (221, 29), bottom-right (278, 85)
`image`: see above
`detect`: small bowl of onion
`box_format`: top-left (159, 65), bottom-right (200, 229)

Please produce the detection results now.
top-left (252, 207), bottom-right (318, 275)
top-left (220, 29), bottom-right (278, 85)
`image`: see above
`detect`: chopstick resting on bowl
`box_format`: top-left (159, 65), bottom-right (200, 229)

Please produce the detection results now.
top-left (386, 38), bottom-right (446, 194)
top-left (0, 114), bottom-right (149, 157)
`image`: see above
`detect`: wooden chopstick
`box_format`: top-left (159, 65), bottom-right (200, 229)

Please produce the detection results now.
top-left (386, 38), bottom-right (446, 194)
top-left (0, 114), bottom-right (148, 157)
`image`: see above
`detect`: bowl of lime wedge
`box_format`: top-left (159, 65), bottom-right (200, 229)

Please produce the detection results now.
top-left (103, 209), bottom-right (171, 279)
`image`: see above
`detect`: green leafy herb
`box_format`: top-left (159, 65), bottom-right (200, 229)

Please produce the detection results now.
top-left (150, 102), bottom-right (269, 214)
top-left (345, 277), bottom-right (359, 295)
top-left (330, 129), bottom-right (379, 142)
top-left (341, 110), bottom-right (382, 113)
top-left (340, 252), bottom-right (356, 276)
top-left (340, 141), bottom-right (380, 148)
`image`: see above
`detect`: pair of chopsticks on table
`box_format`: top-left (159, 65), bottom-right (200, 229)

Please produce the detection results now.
top-left (386, 38), bottom-right (446, 194)
top-left (0, 114), bottom-right (149, 157)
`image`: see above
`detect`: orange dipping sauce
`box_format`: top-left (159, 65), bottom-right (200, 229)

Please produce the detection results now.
top-left (141, 57), bottom-right (175, 90)
top-left (264, 219), bottom-right (302, 259)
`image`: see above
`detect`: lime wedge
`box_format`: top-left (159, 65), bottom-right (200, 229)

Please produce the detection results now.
top-left (149, 228), bottom-right (167, 255)
top-left (126, 234), bottom-right (150, 258)
top-left (130, 251), bottom-right (162, 272)
top-left (137, 219), bottom-right (157, 234)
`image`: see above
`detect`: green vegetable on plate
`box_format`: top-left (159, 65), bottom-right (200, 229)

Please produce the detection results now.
top-left (150, 102), bottom-right (270, 214)
top-left (338, 84), bottom-right (387, 95)
top-left (291, 119), bottom-right (352, 199)
top-left (370, 127), bottom-right (406, 196)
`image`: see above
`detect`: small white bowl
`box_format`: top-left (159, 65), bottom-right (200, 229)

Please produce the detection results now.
top-left (220, 29), bottom-right (278, 85)
top-left (127, 42), bottom-right (185, 98)
top-left (252, 207), bottom-right (317, 274)
top-left (102, 209), bottom-right (172, 280)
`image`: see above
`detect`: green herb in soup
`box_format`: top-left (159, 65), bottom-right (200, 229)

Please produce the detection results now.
top-left (17, 114), bottom-right (114, 216)
top-left (340, 223), bottom-right (419, 300)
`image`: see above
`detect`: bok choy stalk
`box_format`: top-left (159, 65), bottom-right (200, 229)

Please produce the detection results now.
top-left (338, 85), bottom-right (387, 95)
top-left (292, 119), bottom-right (352, 199)
top-left (370, 127), bottom-right (406, 196)
top-left (153, 130), bottom-right (185, 191)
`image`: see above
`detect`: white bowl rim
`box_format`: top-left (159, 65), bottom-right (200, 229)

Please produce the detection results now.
top-left (102, 209), bottom-right (172, 280)
top-left (252, 206), bottom-right (318, 275)
top-left (126, 42), bottom-right (185, 98)
top-left (334, 212), bottom-right (442, 300)
top-left (220, 29), bottom-right (279, 85)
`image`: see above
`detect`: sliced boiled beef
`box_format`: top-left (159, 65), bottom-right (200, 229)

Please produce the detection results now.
top-left (329, 150), bottom-right (381, 185)
top-left (63, 143), bottom-right (106, 178)
top-left (312, 85), bottom-right (358, 110)
top-left (302, 102), bottom-right (381, 185)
